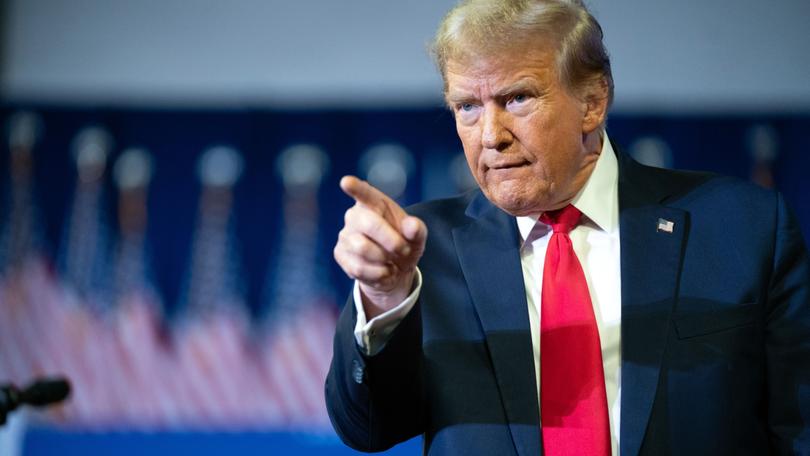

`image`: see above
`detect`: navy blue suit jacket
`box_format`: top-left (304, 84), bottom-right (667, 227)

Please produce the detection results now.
top-left (326, 150), bottom-right (810, 455)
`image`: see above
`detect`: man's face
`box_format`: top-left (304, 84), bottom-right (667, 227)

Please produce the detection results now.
top-left (445, 47), bottom-right (604, 216)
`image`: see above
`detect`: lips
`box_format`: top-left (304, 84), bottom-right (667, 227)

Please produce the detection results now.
top-left (489, 160), bottom-right (529, 170)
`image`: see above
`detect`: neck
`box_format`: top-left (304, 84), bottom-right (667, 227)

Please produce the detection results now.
top-left (547, 130), bottom-right (603, 211)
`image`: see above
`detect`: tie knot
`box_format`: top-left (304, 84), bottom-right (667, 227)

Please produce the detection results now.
top-left (540, 205), bottom-right (582, 234)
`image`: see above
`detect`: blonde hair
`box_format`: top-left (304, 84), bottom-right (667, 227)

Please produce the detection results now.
top-left (431, 0), bottom-right (614, 107)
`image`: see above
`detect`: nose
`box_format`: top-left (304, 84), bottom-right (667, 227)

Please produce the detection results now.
top-left (481, 106), bottom-right (512, 151)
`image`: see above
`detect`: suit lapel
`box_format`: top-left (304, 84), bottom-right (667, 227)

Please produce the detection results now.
top-left (617, 152), bottom-right (687, 456)
top-left (452, 195), bottom-right (541, 456)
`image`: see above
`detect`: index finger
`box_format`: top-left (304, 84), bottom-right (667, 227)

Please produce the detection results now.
top-left (340, 175), bottom-right (390, 211)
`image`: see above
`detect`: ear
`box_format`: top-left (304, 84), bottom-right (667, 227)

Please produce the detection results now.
top-left (580, 76), bottom-right (609, 134)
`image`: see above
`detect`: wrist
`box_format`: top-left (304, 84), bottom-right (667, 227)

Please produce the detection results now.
top-left (360, 270), bottom-right (417, 320)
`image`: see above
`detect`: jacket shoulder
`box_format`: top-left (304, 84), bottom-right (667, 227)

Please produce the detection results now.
top-left (626, 157), bottom-right (776, 209)
top-left (405, 190), bottom-right (477, 228)
top-left (663, 168), bottom-right (775, 208)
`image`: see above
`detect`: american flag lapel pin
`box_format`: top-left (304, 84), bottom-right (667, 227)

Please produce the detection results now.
top-left (657, 218), bottom-right (674, 234)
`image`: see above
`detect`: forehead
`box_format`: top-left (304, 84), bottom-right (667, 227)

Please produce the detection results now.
top-left (444, 47), bottom-right (559, 95)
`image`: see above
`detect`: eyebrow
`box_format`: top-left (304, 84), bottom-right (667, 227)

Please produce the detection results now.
top-left (445, 91), bottom-right (477, 107)
top-left (493, 79), bottom-right (538, 99)
top-left (445, 78), bottom-right (540, 107)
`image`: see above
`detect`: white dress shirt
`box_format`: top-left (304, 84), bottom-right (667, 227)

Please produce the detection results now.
top-left (353, 137), bottom-right (622, 455)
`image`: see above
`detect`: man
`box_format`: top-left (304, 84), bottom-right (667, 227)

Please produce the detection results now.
top-left (326, 1), bottom-right (810, 454)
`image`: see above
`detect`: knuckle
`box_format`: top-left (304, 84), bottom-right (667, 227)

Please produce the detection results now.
top-left (334, 250), bottom-right (352, 275)
top-left (346, 260), bottom-right (361, 279)
top-left (392, 237), bottom-right (407, 251)
top-left (347, 209), bottom-right (374, 234)
top-left (344, 206), bottom-right (357, 225)
top-left (349, 235), bottom-right (377, 260)
top-left (349, 233), bottom-right (368, 251)
top-left (350, 258), bottom-right (368, 278)
top-left (356, 212), bottom-right (376, 233)
top-left (336, 231), bottom-right (352, 252)
top-left (380, 234), bottom-right (404, 255)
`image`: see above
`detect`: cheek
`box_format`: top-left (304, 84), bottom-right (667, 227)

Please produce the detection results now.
top-left (521, 116), bottom-right (580, 165)
top-left (463, 148), bottom-right (483, 183)
top-left (457, 129), bottom-right (483, 174)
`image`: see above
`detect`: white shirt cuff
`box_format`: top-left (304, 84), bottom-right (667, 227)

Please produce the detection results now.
top-left (352, 268), bottom-right (422, 356)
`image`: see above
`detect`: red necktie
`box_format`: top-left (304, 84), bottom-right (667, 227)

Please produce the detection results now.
top-left (540, 205), bottom-right (610, 455)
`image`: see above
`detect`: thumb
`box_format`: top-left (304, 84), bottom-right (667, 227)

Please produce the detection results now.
top-left (401, 215), bottom-right (427, 246)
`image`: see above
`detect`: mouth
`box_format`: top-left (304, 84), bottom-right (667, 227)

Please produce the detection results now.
top-left (489, 160), bottom-right (530, 170)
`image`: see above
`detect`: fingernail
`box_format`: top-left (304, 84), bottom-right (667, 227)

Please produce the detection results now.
top-left (399, 245), bottom-right (411, 256)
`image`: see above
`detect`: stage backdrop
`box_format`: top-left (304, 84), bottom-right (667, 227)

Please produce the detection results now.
top-left (0, 106), bottom-right (808, 455)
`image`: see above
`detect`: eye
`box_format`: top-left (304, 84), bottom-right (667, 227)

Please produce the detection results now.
top-left (460, 103), bottom-right (475, 112)
top-left (506, 93), bottom-right (533, 114)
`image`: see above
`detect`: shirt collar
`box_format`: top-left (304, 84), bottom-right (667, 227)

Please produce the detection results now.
top-left (516, 134), bottom-right (619, 242)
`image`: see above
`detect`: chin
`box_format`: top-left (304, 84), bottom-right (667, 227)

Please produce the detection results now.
top-left (485, 189), bottom-right (543, 217)
top-left (483, 178), bottom-right (554, 214)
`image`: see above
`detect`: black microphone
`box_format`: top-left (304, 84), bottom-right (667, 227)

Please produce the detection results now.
top-left (1, 377), bottom-right (71, 425)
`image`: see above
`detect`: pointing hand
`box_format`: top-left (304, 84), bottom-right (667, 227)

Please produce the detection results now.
top-left (333, 176), bottom-right (427, 319)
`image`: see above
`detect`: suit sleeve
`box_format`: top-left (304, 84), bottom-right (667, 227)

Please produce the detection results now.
top-left (765, 193), bottom-right (810, 453)
top-left (325, 292), bottom-right (425, 452)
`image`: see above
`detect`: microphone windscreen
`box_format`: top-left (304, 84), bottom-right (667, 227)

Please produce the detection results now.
top-left (21, 377), bottom-right (71, 407)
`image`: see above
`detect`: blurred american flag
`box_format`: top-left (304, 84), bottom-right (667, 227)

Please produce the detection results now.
top-left (0, 118), bottom-right (338, 434)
